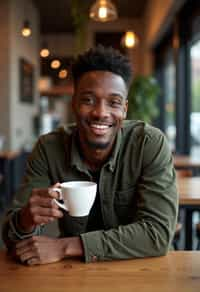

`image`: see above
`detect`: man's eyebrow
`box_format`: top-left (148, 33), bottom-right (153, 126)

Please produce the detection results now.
top-left (109, 93), bottom-right (124, 100)
top-left (78, 90), bottom-right (94, 95)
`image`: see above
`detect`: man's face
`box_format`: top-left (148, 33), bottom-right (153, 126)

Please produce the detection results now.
top-left (72, 71), bottom-right (128, 154)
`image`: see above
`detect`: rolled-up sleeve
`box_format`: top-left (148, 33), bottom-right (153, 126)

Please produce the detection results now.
top-left (2, 137), bottom-right (51, 248)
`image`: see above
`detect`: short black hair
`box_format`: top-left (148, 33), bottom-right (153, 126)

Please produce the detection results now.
top-left (71, 45), bottom-right (132, 88)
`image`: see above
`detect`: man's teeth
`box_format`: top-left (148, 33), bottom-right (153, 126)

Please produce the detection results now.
top-left (91, 124), bottom-right (109, 129)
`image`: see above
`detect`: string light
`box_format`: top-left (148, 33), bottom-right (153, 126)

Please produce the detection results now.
top-left (59, 69), bottom-right (68, 79)
top-left (51, 59), bottom-right (61, 69)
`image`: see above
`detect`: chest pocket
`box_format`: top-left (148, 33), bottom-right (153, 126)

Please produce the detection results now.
top-left (114, 186), bottom-right (136, 224)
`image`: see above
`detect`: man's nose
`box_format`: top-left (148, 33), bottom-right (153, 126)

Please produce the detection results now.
top-left (92, 101), bottom-right (109, 118)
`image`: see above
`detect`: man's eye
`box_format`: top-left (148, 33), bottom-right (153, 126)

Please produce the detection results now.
top-left (81, 97), bottom-right (94, 104)
top-left (110, 100), bottom-right (122, 107)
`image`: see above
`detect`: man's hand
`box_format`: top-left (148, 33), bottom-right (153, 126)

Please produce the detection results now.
top-left (15, 236), bottom-right (84, 265)
top-left (19, 183), bottom-right (63, 232)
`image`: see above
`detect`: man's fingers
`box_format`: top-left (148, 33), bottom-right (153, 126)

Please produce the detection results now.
top-left (16, 244), bottom-right (33, 257)
top-left (30, 206), bottom-right (63, 219)
top-left (16, 237), bottom-right (36, 249)
top-left (20, 252), bottom-right (37, 263)
top-left (31, 214), bottom-right (62, 226)
top-left (32, 182), bottom-right (61, 199)
top-left (30, 196), bottom-right (59, 208)
top-left (48, 188), bottom-right (61, 199)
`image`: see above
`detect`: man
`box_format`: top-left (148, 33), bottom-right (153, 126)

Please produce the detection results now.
top-left (2, 46), bottom-right (178, 265)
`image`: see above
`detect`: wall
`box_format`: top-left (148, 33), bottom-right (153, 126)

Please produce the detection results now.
top-left (0, 1), bottom-right (11, 150)
top-left (0, 0), bottom-right (39, 151)
top-left (9, 0), bottom-right (39, 150)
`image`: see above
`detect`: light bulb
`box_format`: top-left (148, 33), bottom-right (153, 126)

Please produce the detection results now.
top-left (22, 27), bottom-right (31, 37)
top-left (59, 69), bottom-right (68, 79)
top-left (40, 48), bottom-right (50, 58)
top-left (89, 0), bottom-right (118, 22)
top-left (51, 60), bottom-right (61, 69)
top-left (123, 31), bottom-right (138, 48)
top-left (98, 7), bottom-right (107, 19)
top-left (21, 20), bottom-right (31, 37)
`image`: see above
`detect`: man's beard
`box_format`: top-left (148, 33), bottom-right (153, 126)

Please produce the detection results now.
top-left (86, 139), bottom-right (111, 150)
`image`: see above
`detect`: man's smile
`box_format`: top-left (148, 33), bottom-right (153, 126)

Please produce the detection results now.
top-left (88, 122), bottom-right (113, 136)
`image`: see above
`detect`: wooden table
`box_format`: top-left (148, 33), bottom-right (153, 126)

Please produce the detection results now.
top-left (0, 251), bottom-right (200, 292)
top-left (177, 177), bottom-right (200, 250)
top-left (178, 177), bottom-right (200, 206)
top-left (174, 155), bottom-right (200, 171)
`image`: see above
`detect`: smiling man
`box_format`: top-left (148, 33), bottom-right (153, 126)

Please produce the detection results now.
top-left (2, 46), bottom-right (178, 265)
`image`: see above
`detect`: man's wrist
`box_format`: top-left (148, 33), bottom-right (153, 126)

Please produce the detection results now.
top-left (18, 208), bottom-right (36, 233)
top-left (61, 237), bottom-right (84, 258)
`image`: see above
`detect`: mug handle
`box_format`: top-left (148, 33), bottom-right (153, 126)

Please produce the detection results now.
top-left (51, 187), bottom-right (68, 212)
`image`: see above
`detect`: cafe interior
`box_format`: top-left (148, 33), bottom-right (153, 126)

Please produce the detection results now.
top-left (0, 0), bottom-right (200, 255)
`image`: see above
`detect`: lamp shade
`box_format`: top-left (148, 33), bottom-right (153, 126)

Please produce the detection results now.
top-left (89, 0), bottom-right (118, 22)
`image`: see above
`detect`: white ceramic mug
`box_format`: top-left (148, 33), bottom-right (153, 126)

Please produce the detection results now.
top-left (52, 181), bottom-right (97, 217)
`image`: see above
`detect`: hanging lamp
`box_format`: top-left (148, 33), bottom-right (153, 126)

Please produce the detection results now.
top-left (122, 31), bottom-right (139, 48)
top-left (89, 0), bottom-right (118, 22)
top-left (21, 20), bottom-right (32, 37)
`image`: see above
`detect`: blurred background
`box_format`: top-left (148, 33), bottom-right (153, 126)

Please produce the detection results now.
top-left (0, 0), bottom-right (200, 249)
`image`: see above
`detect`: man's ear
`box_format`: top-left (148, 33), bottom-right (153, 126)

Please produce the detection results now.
top-left (123, 100), bottom-right (128, 119)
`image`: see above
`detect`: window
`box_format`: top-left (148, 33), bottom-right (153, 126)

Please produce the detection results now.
top-left (190, 40), bottom-right (200, 156)
top-left (164, 53), bottom-right (176, 151)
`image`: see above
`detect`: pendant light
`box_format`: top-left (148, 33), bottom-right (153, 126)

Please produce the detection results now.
top-left (89, 0), bottom-right (118, 22)
top-left (122, 31), bottom-right (139, 48)
top-left (21, 20), bottom-right (32, 37)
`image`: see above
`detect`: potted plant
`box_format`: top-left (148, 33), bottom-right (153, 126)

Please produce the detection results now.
top-left (71, 0), bottom-right (89, 55)
top-left (127, 75), bottom-right (161, 123)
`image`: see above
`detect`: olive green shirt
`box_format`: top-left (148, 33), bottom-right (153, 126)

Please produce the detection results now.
top-left (2, 120), bottom-right (178, 263)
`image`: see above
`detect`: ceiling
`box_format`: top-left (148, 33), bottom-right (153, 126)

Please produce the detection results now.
top-left (33, 0), bottom-right (148, 34)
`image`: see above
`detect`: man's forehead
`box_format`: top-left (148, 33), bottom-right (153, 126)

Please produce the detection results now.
top-left (76, 71), bottom-right (127, 89)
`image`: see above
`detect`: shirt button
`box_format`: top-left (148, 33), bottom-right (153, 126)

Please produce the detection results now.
top-left (91, 255), bottom-right (97, 262)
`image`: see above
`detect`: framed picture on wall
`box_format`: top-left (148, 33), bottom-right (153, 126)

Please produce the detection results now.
top-left (19, 58), bottom-right (34, 103)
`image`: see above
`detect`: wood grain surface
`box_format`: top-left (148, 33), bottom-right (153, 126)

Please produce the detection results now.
top-left (0, 251), bottom-right (200, 292)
